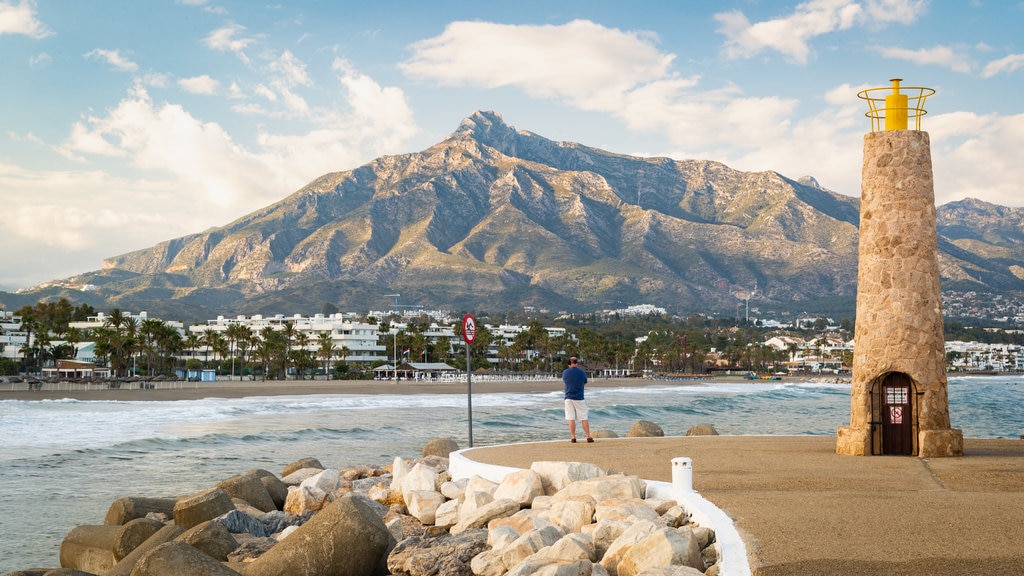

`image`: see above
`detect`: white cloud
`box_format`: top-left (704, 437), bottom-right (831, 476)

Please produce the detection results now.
top-left (84, 48), bottom-right (139, 72)
top-left (876, 44), bottom-right (973, 74)
top-left (178, 74), bottom-right (219, 95)
top-left (929, 112), bottom-right (1024, 207)
top-left (0, 0), bottom-right (52, 39)
top-left (0, 58), bottom-right (421, 288)
top-left (401, 19), bottom-right (675, 112)
top-left (981, 53), bottom-right (1024, 78)
top-left (268, 50), bottom-right (312, 88)
top-left (715, 0), bottom-right (926, 64)
top-left (204, 22), bottom-right (257, 64)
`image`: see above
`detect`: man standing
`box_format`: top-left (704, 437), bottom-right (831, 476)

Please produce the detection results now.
top-left (562, 356), bottom-right (593, 443)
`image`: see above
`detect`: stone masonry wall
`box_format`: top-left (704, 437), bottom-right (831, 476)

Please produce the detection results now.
top-left (837, 130), bottom-right (963, 457)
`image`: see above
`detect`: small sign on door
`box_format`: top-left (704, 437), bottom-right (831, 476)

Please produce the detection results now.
top-left (890, 405), bottom-right (903, 424)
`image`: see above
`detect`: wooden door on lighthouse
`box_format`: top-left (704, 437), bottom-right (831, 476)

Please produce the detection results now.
top-left (878, 373), bottom-right (915, 455)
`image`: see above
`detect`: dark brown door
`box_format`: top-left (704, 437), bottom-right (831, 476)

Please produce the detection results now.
top-left (880, 373), bottom-right (914, 455)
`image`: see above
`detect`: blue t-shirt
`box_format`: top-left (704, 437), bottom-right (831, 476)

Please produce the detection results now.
top-left (562, 366), bottom-right (587, 400)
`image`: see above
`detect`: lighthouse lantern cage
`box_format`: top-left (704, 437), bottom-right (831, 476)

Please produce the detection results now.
top-left (857, 78), bottom-right (934, 132)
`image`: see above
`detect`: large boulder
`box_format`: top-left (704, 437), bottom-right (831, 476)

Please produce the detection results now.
top-left (387, 528), bottom-right (488, 576)
top-left (112, 517), bottom-right (165, 561)
top-left (685, 423), bottom-right (719, 436)
top-left (59, 525), bottom-right (119, 574)
top-left (529, 462), bottom-right (605, 495)
top-left (177, 519), bottom-right (239, 561)
top-left (105, 524), bottom-right (186, 576)
top-left (104, 496), bottom-right (177, 525)
top-left (615, 527), bottom-right (704, 576)
top-left (130, 541), bottom-right (243, 576)
top-left (493, 469), bottom-right (545, 508)
top-left (218, 473), bottom-right (277, 513)
top-left (241, 493), bottom-right (392, 576)
top-left (551, 475), bottom-right (646, 502)
top-left (174, 488), bottom-right (236, 529)
top-left (421, 437), bottom-right (460, 458)
top-left (282, 457), bottom-right (324, 478)
top-left (626, 420), bottom-right (664, 437)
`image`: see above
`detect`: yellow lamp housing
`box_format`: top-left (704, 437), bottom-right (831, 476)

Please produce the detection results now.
top-left (857, 78), bottom-right (934, 132)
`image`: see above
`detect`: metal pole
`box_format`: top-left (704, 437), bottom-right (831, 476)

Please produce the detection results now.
top-left (467, 340), bottom-right (473, 447)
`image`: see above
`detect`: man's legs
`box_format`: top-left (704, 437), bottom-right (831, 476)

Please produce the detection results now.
top-left (581, 419), bottom-right (591, 439)
top-left (568, 419), bottom-right (577, 440)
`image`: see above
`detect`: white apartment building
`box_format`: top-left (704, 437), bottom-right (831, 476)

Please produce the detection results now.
top-left (191, 313), bottom-right (387, 365)
top-left (0, 311), bottom-right (27, 360)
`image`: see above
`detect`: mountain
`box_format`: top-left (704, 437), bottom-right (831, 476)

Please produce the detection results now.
top-left (5, 112), bottom-right (1024, 320)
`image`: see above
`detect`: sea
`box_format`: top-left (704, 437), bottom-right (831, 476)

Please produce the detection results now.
top-left (1, 375), bottom-right (1022, 572)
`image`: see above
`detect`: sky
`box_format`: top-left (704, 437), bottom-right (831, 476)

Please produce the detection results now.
top-left (2, 0), bottom-right (1023, 291)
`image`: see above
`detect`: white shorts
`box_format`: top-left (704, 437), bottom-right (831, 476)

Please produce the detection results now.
top-left (564, 399), bottom-right (589, 421)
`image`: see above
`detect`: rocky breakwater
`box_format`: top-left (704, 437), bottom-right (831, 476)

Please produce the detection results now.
top-left (4, 439), bottom-right (721, 576)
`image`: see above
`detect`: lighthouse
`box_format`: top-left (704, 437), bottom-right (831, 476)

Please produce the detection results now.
top-left (835, 79), bottom-right (964, 457)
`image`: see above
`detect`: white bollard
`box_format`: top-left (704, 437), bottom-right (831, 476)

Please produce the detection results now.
top-left (672, 457), bottom-right (693, 495)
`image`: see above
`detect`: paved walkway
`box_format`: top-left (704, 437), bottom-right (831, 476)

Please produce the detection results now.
top-left (463, 436), bottom-right (1024, 576)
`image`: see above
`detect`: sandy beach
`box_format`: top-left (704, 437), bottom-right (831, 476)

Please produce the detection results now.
top-left (0, 374), bottom-right (712, 402)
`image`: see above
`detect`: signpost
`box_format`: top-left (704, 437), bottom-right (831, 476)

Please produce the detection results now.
top-left (462, 313), bottom-right (477, 447)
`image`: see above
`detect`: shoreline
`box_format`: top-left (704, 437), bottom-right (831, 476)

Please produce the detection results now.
top-left (0, 374), bottom-right (833, 402)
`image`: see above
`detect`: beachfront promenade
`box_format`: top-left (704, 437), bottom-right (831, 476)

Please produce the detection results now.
top-left (465, 435), bottom-right (1024, 576)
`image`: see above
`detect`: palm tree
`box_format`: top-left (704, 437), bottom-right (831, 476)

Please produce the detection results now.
top-left (293, 331), bottom-right (311, 380)
top-left (225, 323), bottom-right (247, 380)
top-left (316, 331), bottom-right (336, 379)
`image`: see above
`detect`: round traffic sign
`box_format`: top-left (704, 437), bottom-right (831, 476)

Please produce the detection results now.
top-left (462, 314), bottom-right (477, 344)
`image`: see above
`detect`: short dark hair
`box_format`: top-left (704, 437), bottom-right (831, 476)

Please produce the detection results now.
top-left (569, 356), bottom-right (578, 364)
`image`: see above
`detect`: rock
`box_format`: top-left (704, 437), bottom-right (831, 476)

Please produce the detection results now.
top-left (261, 510), bottom-right (310, 535)
top-left (218, 473), bottom-right (277, 513)
top-left (626, 420), bottom-right (664, 437)
top-left (599, 519), bottom-right (659, 576)
top-left (505, 559), bottom-right (596, 576)
top-left (450, 498), bottom-right (519, 534)
top-left (594, 498), bottom-right (660, 523)
top-left (112, 517), bottom-right (165, 561)
top-left (390, 456), bottom-right (410, 491)
top-left (440, 477), bottom-right (469, 500)
top-left (400, 463), bottom-right (440, 505)
top-left (226, 536), bottom-right (277, 563)
top-left (464, 474), bottom-right (498, 497)
top-left (300, 468), bottom-right (342, 494)
top-left (216, 509), bottom-right (270, 537)
top-left (615, 527), bottom-right (703, 576)
top-left (529, 461), bottom-right (605, 495)
top-left (552, 475), bottom-right (646, 502)
top-left (498, 525), bottom-right (565, 572)
top-left (387, 528), bottom-right (488, 576)
top-left (283, 484), bottom-right (332, 515)
top-left (242, 493), bottom-right (392, 576)
top-left (546, 498), bottom-right (596, 533)
top-left (582, 518), bottom-right (631, 559)
top-left (407, 489), bottom-right (446, 524)
top-left (282, 457), bottom-right (324, 477)
top-left (422, 437), bottom-right (460, 458)
top-left (525, 532), bottom-right (596, 563)
top-left (367, 482), bottom-right (404, 506)
top-left (130, 541), bottom-right (242, 576)
top-left (58, 525), bottom-right (119, 574)
top-left (173, 487), bottom-right (236, 529)
top-left (105, 524), bottom-right (186, 576)
top-left (177, 519), bottom-right (239, 561)
top-left (684, 423), bottom-right (719, 436)
top-left (459, 490), bottom-right (494, 521)
top-left (493, 469), bottom-right (544, 508)
top-left (591, 429), bottom-right (619, 439)
top-left (103, 496), bottom-right (177, 526)
top-left (245, 468), bottom-right (289, 510)
top-left (486, 524), bottom-right (522, 550)
top-left (42, 570), bottom-right (96, 576)
top-left (280, 468), bottom-right (323, 486)
top-left (488, 508), bottom-right (555, 535)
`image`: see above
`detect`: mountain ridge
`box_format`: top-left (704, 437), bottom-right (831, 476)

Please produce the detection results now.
top-left (5, 111), bottom-right (1023, 320)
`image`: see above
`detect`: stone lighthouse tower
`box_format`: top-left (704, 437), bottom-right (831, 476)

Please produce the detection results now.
top-left (835, 79), bottom-right (964, 457)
